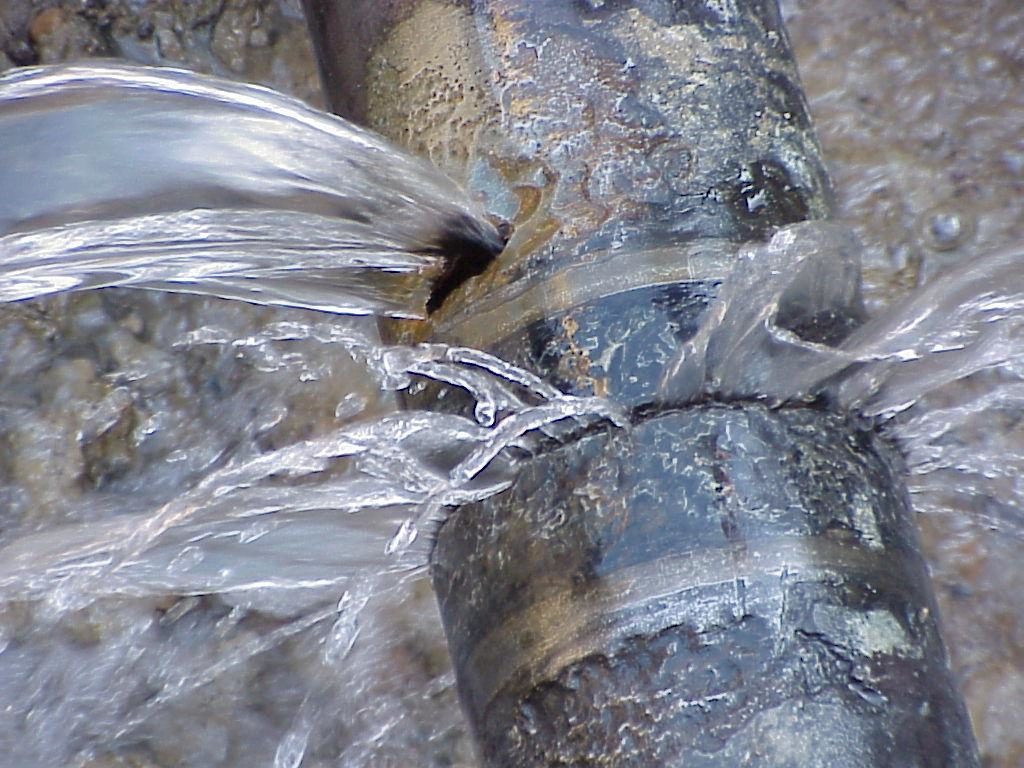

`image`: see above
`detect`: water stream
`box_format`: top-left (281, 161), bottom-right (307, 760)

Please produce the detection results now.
top-left (0, 64), bottom-right (1021, 767)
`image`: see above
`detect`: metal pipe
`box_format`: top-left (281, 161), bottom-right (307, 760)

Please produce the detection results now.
top-left (303, 1), bottom-right (979, 764)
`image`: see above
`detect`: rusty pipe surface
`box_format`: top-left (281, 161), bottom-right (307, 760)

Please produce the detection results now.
top-left (304, 1), bottom-right (979, 765)
top-left (307, 0), bottom-right (835, 359)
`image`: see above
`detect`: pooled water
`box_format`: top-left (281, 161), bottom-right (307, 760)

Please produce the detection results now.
top-left (0, 63), bottom-right (1022, 767)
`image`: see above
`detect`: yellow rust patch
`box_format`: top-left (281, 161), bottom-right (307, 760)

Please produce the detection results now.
top-left (558, 313), bottom-right (607, 397)
top-left (365, 0), bottom-right (497, 180)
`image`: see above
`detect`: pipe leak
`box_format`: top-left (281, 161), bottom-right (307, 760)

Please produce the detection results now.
top-left (304, 1), bottom-right (980, 765)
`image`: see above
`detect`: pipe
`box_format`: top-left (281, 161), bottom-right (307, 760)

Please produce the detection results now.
top-left (304, 0), bottom-right (835, 343)
top-left (304, 1), bottom-right (979, 765)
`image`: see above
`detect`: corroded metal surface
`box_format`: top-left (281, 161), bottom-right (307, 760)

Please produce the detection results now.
top-left (433, 405), bottom-right (978, 766)
top-left (307, 0), bottom-right (834, 360)
top-left (305, 1), bottom-right (980, 765)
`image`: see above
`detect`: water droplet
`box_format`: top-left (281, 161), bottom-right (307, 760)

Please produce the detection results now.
top-left (920, 206), bottom-right (975, 252)
top-left (384, 519), bottom-right (418, 556)
top-left (273, 723), bottom-right (311, 768)
top-left (325, 590), bottom-right (370, 665)
top-left (335, 393), bottom-right (367, 421)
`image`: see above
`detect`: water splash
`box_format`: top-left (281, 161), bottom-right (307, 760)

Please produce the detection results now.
top-left (0, 335), bottom-right (624, 605)
top-left (661, 221), bottom-right (1024, 536)
top-left (0, 64), bottom-right (1021, 767)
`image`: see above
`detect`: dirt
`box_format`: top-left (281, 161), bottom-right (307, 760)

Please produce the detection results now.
top-left (0, 0), bottom-right (322, 106)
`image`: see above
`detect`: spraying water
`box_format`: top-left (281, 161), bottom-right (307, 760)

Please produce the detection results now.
top-left (0, 64), bottom-right (1021, 766)
top-left (0, 63), bottom-right (501, 315)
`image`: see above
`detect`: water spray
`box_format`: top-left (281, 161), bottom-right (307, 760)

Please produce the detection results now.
top-left (305, 1), bottom-right (980, 764)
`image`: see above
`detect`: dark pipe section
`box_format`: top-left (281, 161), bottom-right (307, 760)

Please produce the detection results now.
top-left (303, 0), bottom-right (979, 764)
top-left (300, 0), bottom-right (406, 121)
top-left (433, 404), bottom-right (978, 766)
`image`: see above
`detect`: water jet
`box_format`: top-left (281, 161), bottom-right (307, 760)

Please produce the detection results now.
top-left (306, 1), bottom-right (981, 764)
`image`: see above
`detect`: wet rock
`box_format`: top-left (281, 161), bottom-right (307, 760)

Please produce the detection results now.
top-left (80, 388), bottom-right (138, 487)
top-left (248, 24), bottom-right (269, 47)
top-left (3, 0), bottom-right (322, 107)
top-left (5, 37), bottom-right (36, 64)
top-left (173, 0), bottom-right (223, 30)
top-left (211, 0), bottom-right (259, 73)
top-left (6, 411), bottom-right (85, 522)
top-left (152, 25), bottom-right (183, 62)
top-left (134, 16), bottom-right (154, 40)
top-left (27, 7), bottom-right (63, 44)
top-left (919, 205), bottom-right (976, 253)
top-left (29, 5), bottom-right (110, 63)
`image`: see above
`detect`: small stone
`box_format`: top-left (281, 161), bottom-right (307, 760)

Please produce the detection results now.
top-left (4, 38), bottom-right (37, 65)
top-left (929, 213), bottom-right (962, 245)
top-left (919, 205), bottom-right (975, 252)
top-left (211, 1), bottom-right (252, 73)
top-left (155, 27), bottom-right (183, 61)
top-left (119, 311), bottom-right (145, 336)
top-left (29, 7), bottom-right (65, 44)
top-left (249, 26), bottom-right (269, 47)
top-left (30, 7), bottom-right (109, 62)
top-left (175, 0), bottom-right (224, 30)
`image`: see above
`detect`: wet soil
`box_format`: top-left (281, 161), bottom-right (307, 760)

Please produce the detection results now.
top-left (0, 0), bottom-right (322, 105)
